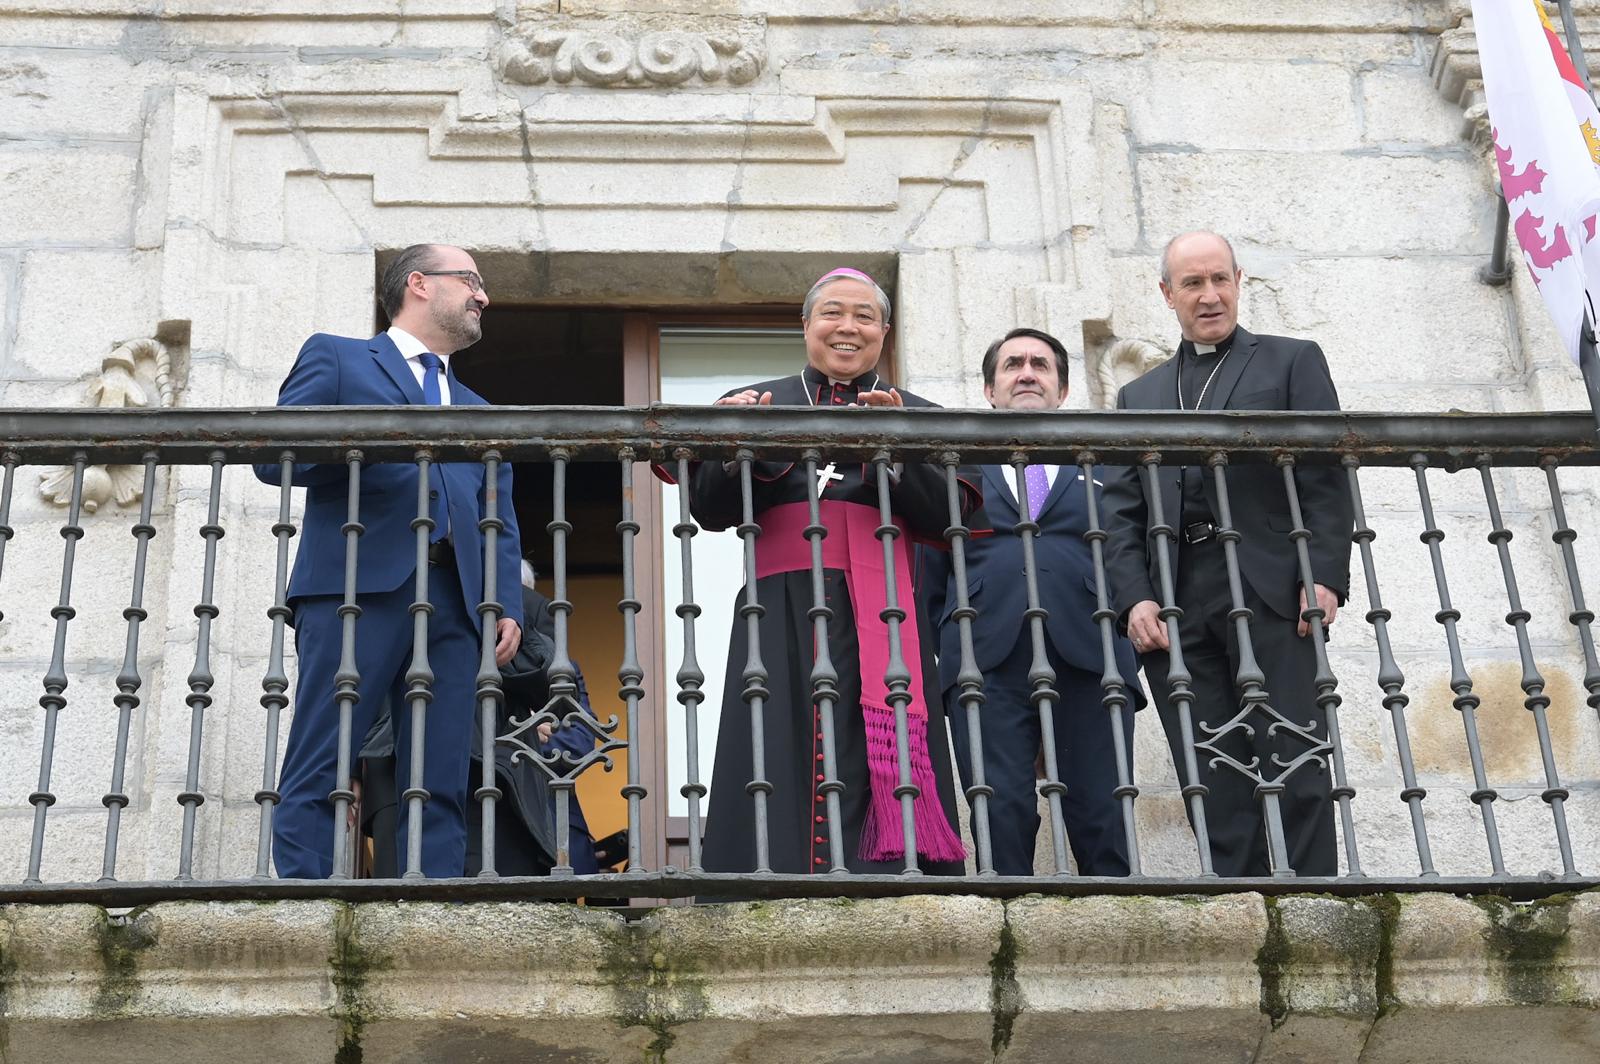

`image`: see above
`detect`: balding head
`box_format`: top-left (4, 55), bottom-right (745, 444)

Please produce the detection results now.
top-left (1160, 231), bottom-right (1238, 285)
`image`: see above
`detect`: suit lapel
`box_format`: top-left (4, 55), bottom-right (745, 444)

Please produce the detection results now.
top-left (370, 333), bottom-right (424, 405)
top-left (1207, 327), bottom-right (1259, 410)
top-left (1037, 465), bottom-right (1078, 519)
top-left (983, 465), bottom-right (1020, 522)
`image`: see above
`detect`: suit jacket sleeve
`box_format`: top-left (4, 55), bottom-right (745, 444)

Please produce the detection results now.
top-left (916, 542), bottom-right (951, 633)
top-left (1286, 341), bottom-right (1354, 600)
top-left (252, 334), bottom-right (347, 489)
top-left (496, 460), bottom-right (525, 628)
top-left (1101, 385), bottom-right (1157, 624)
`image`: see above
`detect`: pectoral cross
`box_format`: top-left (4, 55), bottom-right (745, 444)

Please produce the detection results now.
top-left (817, 462), bottom-right (844, 496)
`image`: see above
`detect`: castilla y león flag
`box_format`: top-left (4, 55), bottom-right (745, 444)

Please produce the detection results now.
top-left (1474, 0), bottom-right (1600, 364)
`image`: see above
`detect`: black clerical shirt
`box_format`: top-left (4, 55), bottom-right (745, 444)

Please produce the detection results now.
top-left (1177, 332), bottom-right (1236, 527)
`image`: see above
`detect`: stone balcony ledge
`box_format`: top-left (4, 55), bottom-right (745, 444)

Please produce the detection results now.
top-left (2, 890), bottom-right (1598, 1063)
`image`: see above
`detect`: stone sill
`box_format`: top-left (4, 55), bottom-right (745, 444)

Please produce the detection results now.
top-left (2, 890), bottom-right (1598, 1062)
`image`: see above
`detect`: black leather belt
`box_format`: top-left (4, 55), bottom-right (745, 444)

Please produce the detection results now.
top-left (1183, 520), bottom-right (1218, 544)
top-left (428, 538), bottom-right (455, 567)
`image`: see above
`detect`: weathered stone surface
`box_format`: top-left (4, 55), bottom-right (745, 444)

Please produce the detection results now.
top-left (11, 250), bottom-right (163, 380)
top-left (1138, 151), bottom-right (1492, 256)
top-left (0, 146), bottom-right (137, 245)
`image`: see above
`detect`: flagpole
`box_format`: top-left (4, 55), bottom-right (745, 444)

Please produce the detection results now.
top-left (1558, 0), bottom-right (1596, 102)
top-left (1582, 318), bottom-right (1600, 438)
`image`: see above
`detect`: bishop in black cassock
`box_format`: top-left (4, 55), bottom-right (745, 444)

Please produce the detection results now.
top-left (672, 269), bottom-right (983, 876)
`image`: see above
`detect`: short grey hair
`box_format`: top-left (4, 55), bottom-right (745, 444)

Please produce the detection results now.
top-left (801, 272), bottom-right (892, 325)
top-left (1159, 231), bottom-right (1239, 286)
top-left (379, 244), bottom-right (444, 320)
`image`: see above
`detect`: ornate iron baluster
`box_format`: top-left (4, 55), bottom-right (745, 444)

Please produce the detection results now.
top-left (1279, 456), bottom-right (1359, 876)
top-left (405, 451), bottom-right (440, 879)
top-left (874, 453), bottom-right (922, 874)
top-left (498, 450), bottom-right (627, 876)
top-left (800, 451), bottom-right (848, 874)
top-left (255, 453), bottom-right (297, 879)
top-left (1478, 458), bottom-right (1576, 876)
top-left (941, 454), bottom-right (993, 876)
top-left (673, 453), bottom-right (709, 872)
top-left (100, 455), bottom-right (159, 881)
top-left (0, 451), bottom-right (15, 625)
top-left (328, 451), bottom-right (365, 881)
top-left (471, 452), bottom-right (509, 879)
top-left (1541, 458), bottom-right (1600, 727)
top-left (1345, 457), bottom-right (1434, 876)
top-left (616, 450), bottom-right (647, 872)
top-left (1010, 454), bottom-right (1069, 875)
top-left (1078, 454), bottom-right (1141, 875)
top-left (1141, 455), bottom-right (1215, 876)
top-left (736, 452), bottom-right (773, 873)
top-left (1193, 456), bottom-right (1331, 877)
top-left (1413, 455), bottom-right (1505, 876)
top-left (175, 453), bottom-right (226, 880)
top-left (26, 453), bottom-right (86, 883)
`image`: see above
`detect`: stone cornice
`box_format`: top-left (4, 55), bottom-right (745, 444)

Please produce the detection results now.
top-left (1433, 14), bottom-right (1600, 144)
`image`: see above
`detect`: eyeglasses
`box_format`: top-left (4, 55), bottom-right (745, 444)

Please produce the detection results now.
top-left (417, 270), bottom-right (486, 295)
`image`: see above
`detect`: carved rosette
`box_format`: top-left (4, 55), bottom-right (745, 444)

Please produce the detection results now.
top-left (501, 24), bottom-right (765, 88)
top-left (38, 338), bottom-right (177, 513)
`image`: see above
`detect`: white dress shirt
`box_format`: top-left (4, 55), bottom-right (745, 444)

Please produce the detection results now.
top-left (386, 326), bottom-right (453, 405)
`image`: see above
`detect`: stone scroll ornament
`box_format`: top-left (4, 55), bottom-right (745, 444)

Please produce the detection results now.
top-left (501, 28), bottom-right (764, 88)
top-left (38, 338), bottom-right (175, 513)
top-left (1092, 338), bottom-right (1172, 409)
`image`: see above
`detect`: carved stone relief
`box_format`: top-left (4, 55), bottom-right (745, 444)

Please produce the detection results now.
top-left (38, 338), bottom-right (180, 513)
top-left (499, 19), bottom-right (765, 88)
top-left (1088, 338), bottom-right (1172, 409)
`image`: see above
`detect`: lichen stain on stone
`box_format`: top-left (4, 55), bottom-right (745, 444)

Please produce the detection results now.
top-left (1471, 894), bottom-right (1581, 1006)
top-left (988, 905), bottom-right (1021, 1059)
top-left (92, 906), bottom-right (159, 1017)
top-left (1363, 894), bottom-right (1402, 1018)
top-left (1409, 661), bottom-right (1583, 783)
top-left (1256, 896), bottom-right (1291, 1029)
top-left (330, 902), bottom-right (392, 1064)
top-left (598, 917), bottom-right (708, 1064)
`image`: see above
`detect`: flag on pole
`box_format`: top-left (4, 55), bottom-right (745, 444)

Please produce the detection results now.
top-left (1473, 0), bottom-right (1600, 365)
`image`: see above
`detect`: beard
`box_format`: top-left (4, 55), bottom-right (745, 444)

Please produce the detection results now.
top-left (431, 298), bottom-right (482, 351)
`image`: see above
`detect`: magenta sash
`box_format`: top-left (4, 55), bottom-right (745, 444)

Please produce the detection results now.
top-left (755, 500), bottom-right (965, 864)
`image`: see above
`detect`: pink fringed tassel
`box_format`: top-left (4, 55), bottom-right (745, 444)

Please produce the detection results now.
top-left (857, 704), bottom-right (966, 864)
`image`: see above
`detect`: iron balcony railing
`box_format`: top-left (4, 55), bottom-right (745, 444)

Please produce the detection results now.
top-left (0, 405), bottom-right (1597, 904)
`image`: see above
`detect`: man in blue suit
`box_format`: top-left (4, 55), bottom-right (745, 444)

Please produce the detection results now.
top-left (256, 243), bottom-right (523, 879)
top-left (921, 328), bottom-right (1143, 876)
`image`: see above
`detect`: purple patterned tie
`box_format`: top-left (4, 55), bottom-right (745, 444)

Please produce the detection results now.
top-left (1024, 464), bottom-right (1050, 521)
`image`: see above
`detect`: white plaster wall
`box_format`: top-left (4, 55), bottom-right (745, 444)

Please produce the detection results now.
top-left (0, 0), bottom-right (1597, 882)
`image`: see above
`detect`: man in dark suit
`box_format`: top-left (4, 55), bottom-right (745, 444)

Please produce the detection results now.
top-left (255, 243), bottom-right (523, 879)
top-left (921, 328), bottom-right (1144, 876)
top-left (1102, 231), bottom-right (1353, 877)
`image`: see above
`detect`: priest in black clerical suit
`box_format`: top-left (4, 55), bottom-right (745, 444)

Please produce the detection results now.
top-left (669, 268), bottom-right (982, 876)
top-left (1102, 232), bottom-right (1353, 877)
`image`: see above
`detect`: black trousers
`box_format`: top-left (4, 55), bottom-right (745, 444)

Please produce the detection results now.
top-left (948, 635), bottom-right (1136, 876)
top-left (1140, 538), bottom-right (1336, 877)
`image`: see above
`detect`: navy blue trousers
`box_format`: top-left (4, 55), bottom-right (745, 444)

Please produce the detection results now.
top-left (275, 572), bottom-right (479, 879)
top-left (947, 635), bottom-right (1136, 876)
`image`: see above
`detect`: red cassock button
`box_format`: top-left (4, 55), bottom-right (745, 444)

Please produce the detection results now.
top-left (815, 795), bottom-right (824, 804)
top-left (815, 753), bottom-right (824, 762)
top-left (814, 857), bottom-right (825, 865)
top-left (815, 774), bottom-right (824, 782)
top-left (816, 815), bottom-right (824, 824)
top-left (814, 836), bottom-right (825, 844)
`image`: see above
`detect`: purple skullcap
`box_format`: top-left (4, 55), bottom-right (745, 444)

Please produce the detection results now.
top-left (814, 267), bottom-right (876, 287)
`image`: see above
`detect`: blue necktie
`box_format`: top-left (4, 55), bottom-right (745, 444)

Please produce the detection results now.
top-left (419, 353), bottom-right (450, 541)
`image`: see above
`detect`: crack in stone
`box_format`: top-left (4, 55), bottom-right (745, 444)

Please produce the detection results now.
top-left (262, 87), bottom-right (373, 249)
top-left (901, 95), bottom-right (997, 250)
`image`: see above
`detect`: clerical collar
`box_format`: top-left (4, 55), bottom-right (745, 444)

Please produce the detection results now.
top-left (802, 364), bottom-right (880, 390)
top-left (1182, 331), bottom-right (1235, 360)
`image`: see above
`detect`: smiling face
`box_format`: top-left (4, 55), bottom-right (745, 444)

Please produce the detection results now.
top-left (422, 246), bottom-right (489, 351)
top-left (984, 335), bottom-right (1066, 411)
top-left (802, 278), bottom-right (887, 380)
top-left (1160, 232), bottom-right (1241, 346)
